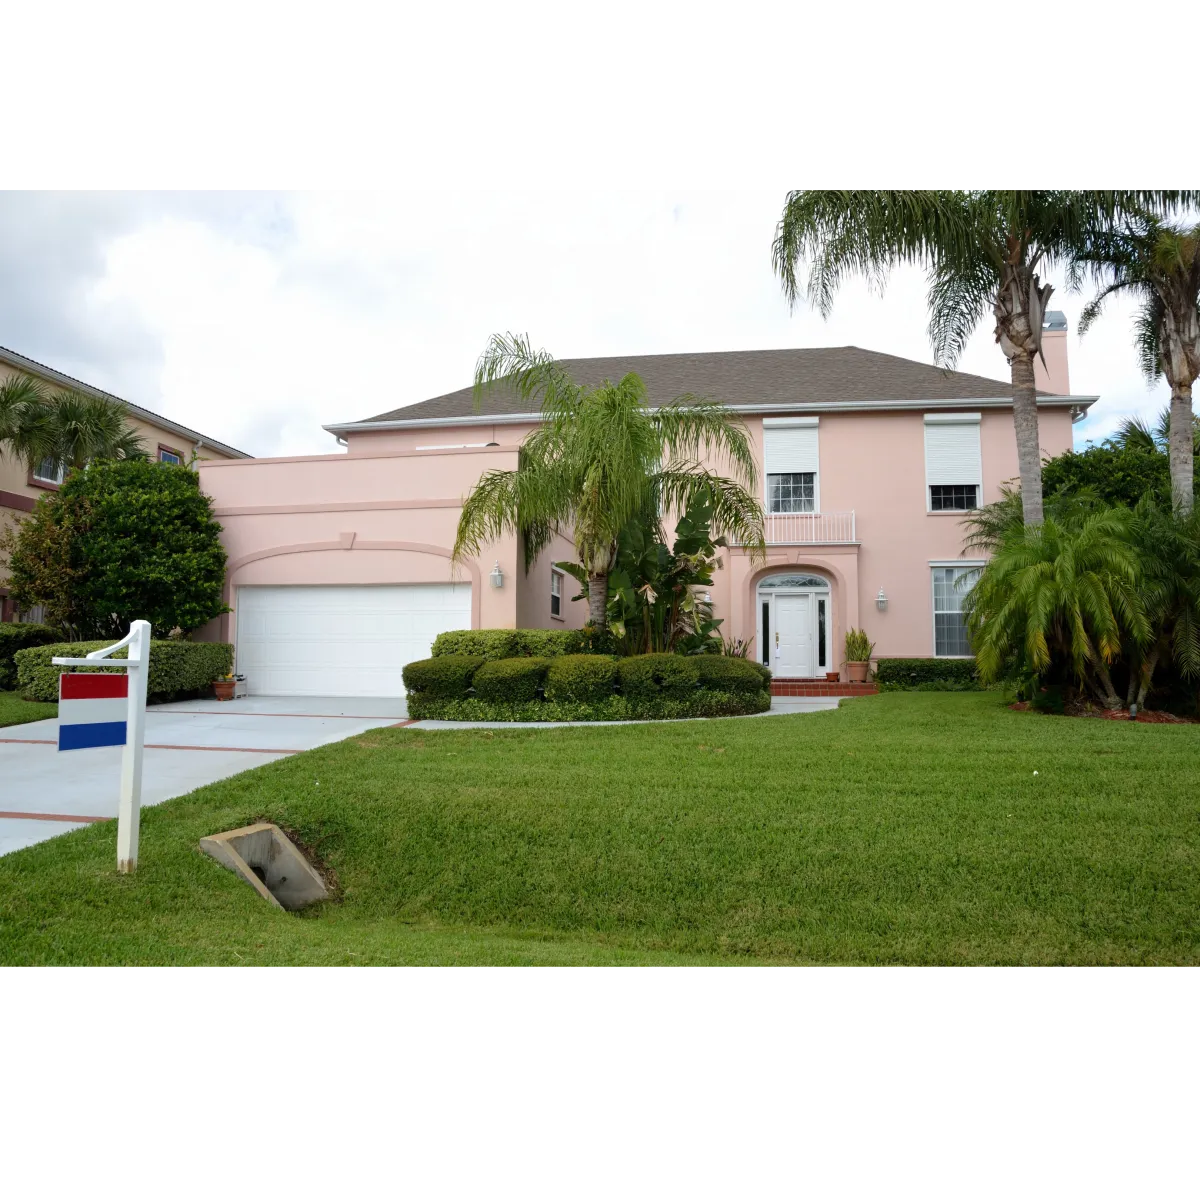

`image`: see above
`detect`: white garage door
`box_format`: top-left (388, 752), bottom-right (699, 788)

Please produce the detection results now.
top-left (236, 584), bottom-right (472, 698)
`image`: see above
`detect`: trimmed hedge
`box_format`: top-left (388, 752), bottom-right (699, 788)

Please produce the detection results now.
top-left (875, 658), bottom-right (979, 689)
top-left (431, 627), bottom-right (618, 659)
top-left (618, 653), bottom-right (701, 698)
top-left (694, 655), bottom-right (772, 695)
top-left (407, 689), bottom-right (772, 723)
top-left (472, 656), bottom-right (550, 703)
top-left (0, 624), bottom-right (62, 690)
top-left (15, 639), bottom-right (233, 703)
top-left (544, 655), bottom-right (619, 703)
top-left (401, 655), bottom-right (486, 699)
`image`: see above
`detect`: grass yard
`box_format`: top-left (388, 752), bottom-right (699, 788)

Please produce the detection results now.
top-left (0, 690), bottom-right (56, 729)
top-left (2, 691), bottom-right (1198, 965)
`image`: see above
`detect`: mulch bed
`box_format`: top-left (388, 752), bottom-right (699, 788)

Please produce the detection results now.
top-left (1009, 701), bottom-right (1198, 724)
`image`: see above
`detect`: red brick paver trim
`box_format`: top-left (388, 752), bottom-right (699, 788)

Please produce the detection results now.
top-left (0, 811), bottom-right (111, 823)
top-left (770, 679), bottom-right (879, 697)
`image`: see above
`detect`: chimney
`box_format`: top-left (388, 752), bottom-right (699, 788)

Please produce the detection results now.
top-left (1034, 310), bottom-right (1070, 395)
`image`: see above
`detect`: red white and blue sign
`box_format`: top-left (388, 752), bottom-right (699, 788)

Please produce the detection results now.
top-left (58, 673), bottom-right (129, 751)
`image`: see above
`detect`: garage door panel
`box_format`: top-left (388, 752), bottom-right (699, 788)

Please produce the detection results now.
top-left (236, 584), bottom-right (471, 698)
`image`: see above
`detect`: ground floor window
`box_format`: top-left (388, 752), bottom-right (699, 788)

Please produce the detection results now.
top-left (932, 566), bottom-right (979, 656)
top-left (550, 568), bottom-right (563, 617)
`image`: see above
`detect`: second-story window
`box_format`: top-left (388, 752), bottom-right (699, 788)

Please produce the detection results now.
top-left (763, 418), bottom-right (820, 514)
top-left (767, 472), bottom-right (815, 513)
top-left (32, 458), bottom-right (65, 486)
top-left (924, 414), bottom-right (982, 513)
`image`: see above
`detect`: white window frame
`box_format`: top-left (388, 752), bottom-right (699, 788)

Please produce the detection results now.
top-left (32, 458), bottom-right (65, 485)
top-left (923, 413), bottom-right (982, 513)
top-left (550, 568), bottom-right (564, 620)
top-left (930, 560), bottom-right (984, 658)
top-left (763, 417), bottom-right (820, 514)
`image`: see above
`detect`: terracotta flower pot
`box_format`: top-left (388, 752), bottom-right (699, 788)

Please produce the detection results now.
top-left (846, 661), bottom-right (869, 683)
top-left (213, 679), bottom-right (236, 701)
top-left (825, 671), bottom-right (840, 683)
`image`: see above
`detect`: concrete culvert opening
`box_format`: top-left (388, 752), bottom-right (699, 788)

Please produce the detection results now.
top-left (199, 823), bottom-right (328, 911)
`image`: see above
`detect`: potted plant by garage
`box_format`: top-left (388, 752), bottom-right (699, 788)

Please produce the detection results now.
top-left (843, 628), bottom-right (874, 684)
top-left (213, 672), bottom-right (236, 701)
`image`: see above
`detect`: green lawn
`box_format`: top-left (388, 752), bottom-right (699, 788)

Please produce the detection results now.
top-left (2, 692), bottom-right (1198, 965)
top-left (0, 690), bottom-right (56, 729)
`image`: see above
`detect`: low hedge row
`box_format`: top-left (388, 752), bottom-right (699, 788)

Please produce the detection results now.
top-left (406, 689), bottom-right (772, 722)
top-left (431, 627), bottom-right (618, 659)
top-left (14, 640), bottom-right (234, 703)
top-left (874, 658), bottom-right (979, 690)
top-left (0, 623), bottom-right (62, 690)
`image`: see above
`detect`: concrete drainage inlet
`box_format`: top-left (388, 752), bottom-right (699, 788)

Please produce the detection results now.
top-left (199, 823), bottom-right (328, 911)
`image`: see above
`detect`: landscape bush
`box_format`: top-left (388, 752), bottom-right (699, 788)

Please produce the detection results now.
top-left (617, 653), bottom-right (701, 698)
top-left (471, 656), bottom-right (551, 703)
top-left (0, 623), bottom-right (62, 690)
top-left (875, 658), bottom-right (979, 690)
top-left (431, 627), bottom-right (617, 659)
top-left (406, 689), bottom-right (771, 722)
top-left (401, 655), bottom-right (486, 699)
top-left (544, 654), bottom-right (619, 703)
top-left (15, 639), bottom-right (233, 703)
top-left (694, 655), bottom-right (771, 695)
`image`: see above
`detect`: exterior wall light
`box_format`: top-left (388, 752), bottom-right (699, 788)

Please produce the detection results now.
top-left (490, 561), bottom-right (504, 589)
top-left (876, 588), bottom-right (888, 611)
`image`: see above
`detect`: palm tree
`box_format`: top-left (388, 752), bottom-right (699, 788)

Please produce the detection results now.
top-left (1072, 214), bottom-right (1200, 514)
top-left (964, 505), bottom-right (1149, 708)
top-left (772, 191), bottom-right (1197, 525)
top-left (452, 333), bottom-right (766, 625)
top-left (0, 381), bottom-right (146, 474)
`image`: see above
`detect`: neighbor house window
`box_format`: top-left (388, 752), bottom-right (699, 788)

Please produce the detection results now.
top-left (924, 414), bottom-right (982, 512)
top-left (158, 445), bottom-right (183, 465)
top-left (763, 419), bottom-right (819, 513)
top-left (932, 566), bottom-right (980, 657)
top-left (550, 569), bottom-right (563, 618)
top-left (32, 458), bottom-right (65, 486)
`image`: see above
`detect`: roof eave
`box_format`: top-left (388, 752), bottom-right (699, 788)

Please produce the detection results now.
top-left (325, 394), bottom-right (1100, 436)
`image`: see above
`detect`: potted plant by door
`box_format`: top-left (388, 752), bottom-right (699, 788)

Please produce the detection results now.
top-left (843, 629), bottom-right (874, 683)
top-left (213, 673), bottom-right (236, 701)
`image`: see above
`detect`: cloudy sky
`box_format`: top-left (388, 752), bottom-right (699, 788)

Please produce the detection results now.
top-left (0, 190), bottom-right (1170, 458)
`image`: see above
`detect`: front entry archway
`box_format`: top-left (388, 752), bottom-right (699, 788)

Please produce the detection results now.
top-left (756, 572), bottom-right (831, 677)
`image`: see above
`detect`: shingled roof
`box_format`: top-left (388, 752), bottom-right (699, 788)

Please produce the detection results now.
top-left (346, 346), bottom-right (1065, 428)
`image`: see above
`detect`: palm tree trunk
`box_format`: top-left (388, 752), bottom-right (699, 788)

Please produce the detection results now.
top-left (1010, 352), bottom-right (1045, 525)
top-left (587, 572), bottom-right (609, 627)
top-left (1093, 658), bottom-right (1122, 710)
top-left (1168, 384), bottom-right (1194, 515)
top-left (1136, 644), bottom-right (1162, 708)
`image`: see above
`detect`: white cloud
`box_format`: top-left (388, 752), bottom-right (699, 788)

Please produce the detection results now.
top-left (50, 190), bottom-right (1181, 457)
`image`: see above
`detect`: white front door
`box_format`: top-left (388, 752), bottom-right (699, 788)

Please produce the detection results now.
top-left (775, 593), bottom-right (814, 677)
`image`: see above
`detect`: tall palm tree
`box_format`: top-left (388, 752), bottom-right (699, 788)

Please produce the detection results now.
top-left (0, 381), bottom-right (146, 474)
top-left (1072, 214), bottom-right (1200, 514)
top-left (772, 191), bottom-right (1197, 525)
top-left (452, 333), bottom-right (766, 625)
top-left (964, 505), bottom-right (1149, 708)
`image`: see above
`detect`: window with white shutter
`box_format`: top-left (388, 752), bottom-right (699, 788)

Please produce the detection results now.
top-left (924, 414), bottom-right (982, 511)
top-left (763, 419), bottom-right (819, 513)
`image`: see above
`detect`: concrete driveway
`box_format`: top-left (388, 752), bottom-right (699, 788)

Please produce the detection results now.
top-left (0, 695), bottom-right (409, 857)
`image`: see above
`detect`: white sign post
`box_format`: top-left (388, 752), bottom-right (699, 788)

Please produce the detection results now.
top-left (53, 620), bottom-right (151, 873)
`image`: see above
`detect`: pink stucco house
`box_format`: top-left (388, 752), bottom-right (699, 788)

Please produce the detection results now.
top-left (196, 318), bottom-right (1091, 697)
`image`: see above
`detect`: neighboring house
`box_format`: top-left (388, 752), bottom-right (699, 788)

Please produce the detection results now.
top-left (196, 314), bottom-right (1090, 699)
top-left (0, 345), bottom-right (250, 622)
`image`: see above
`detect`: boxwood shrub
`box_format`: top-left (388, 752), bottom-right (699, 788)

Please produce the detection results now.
top-left (874, 658), bottom-right (978, 690)
top-left (472, 656), bottom-right (550, 703)
top-left (406, 689), bottom-right (772, 722)
top-left (0, 623), bottom-right (62, 690)
top-left (694, 655), bottom-right (771, 695)
top-left (544, 654), bottom-right (619, 703)
top-left (431, 626), bottom-right (618, 659)
top-left (15, 639), bottom-right (233, 703)
top-left (618, 653), bottom-right (701, 698)
top-left (401, 655), bottom-right (485, 699)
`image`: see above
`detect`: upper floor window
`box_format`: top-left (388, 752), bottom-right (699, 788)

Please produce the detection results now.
top-left (158, 445), bottom-right (183, 465)
top-left (32, 458), bottom-right (65, 486)
top-left (550, 568), bottom-right (563, 618)
top-left (924, 414), bottom-right (981, 512)
top-left (763, 418), bottom-right (819, 514)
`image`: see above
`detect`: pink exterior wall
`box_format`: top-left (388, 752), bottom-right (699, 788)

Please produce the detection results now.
top-left (1034, 330), bottom-right (1070, 395)
top-left (344, 422), bottom-right (540, 454)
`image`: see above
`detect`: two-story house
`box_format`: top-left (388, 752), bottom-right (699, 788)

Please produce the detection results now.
top-left (1, 345), bottom-right (250, 622)
top-left (195, 319), bottom-right (1090, 697)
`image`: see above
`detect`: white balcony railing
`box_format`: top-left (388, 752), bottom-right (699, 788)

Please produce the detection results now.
top-left (754, 510), bottom-right (857, 545)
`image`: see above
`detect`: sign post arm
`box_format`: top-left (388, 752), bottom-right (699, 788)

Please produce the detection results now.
top-left (116, 621), bottom-right (151, 874)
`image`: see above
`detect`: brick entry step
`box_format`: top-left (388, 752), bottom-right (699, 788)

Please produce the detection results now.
top-left (770, 679), bottom-right (879, 697)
